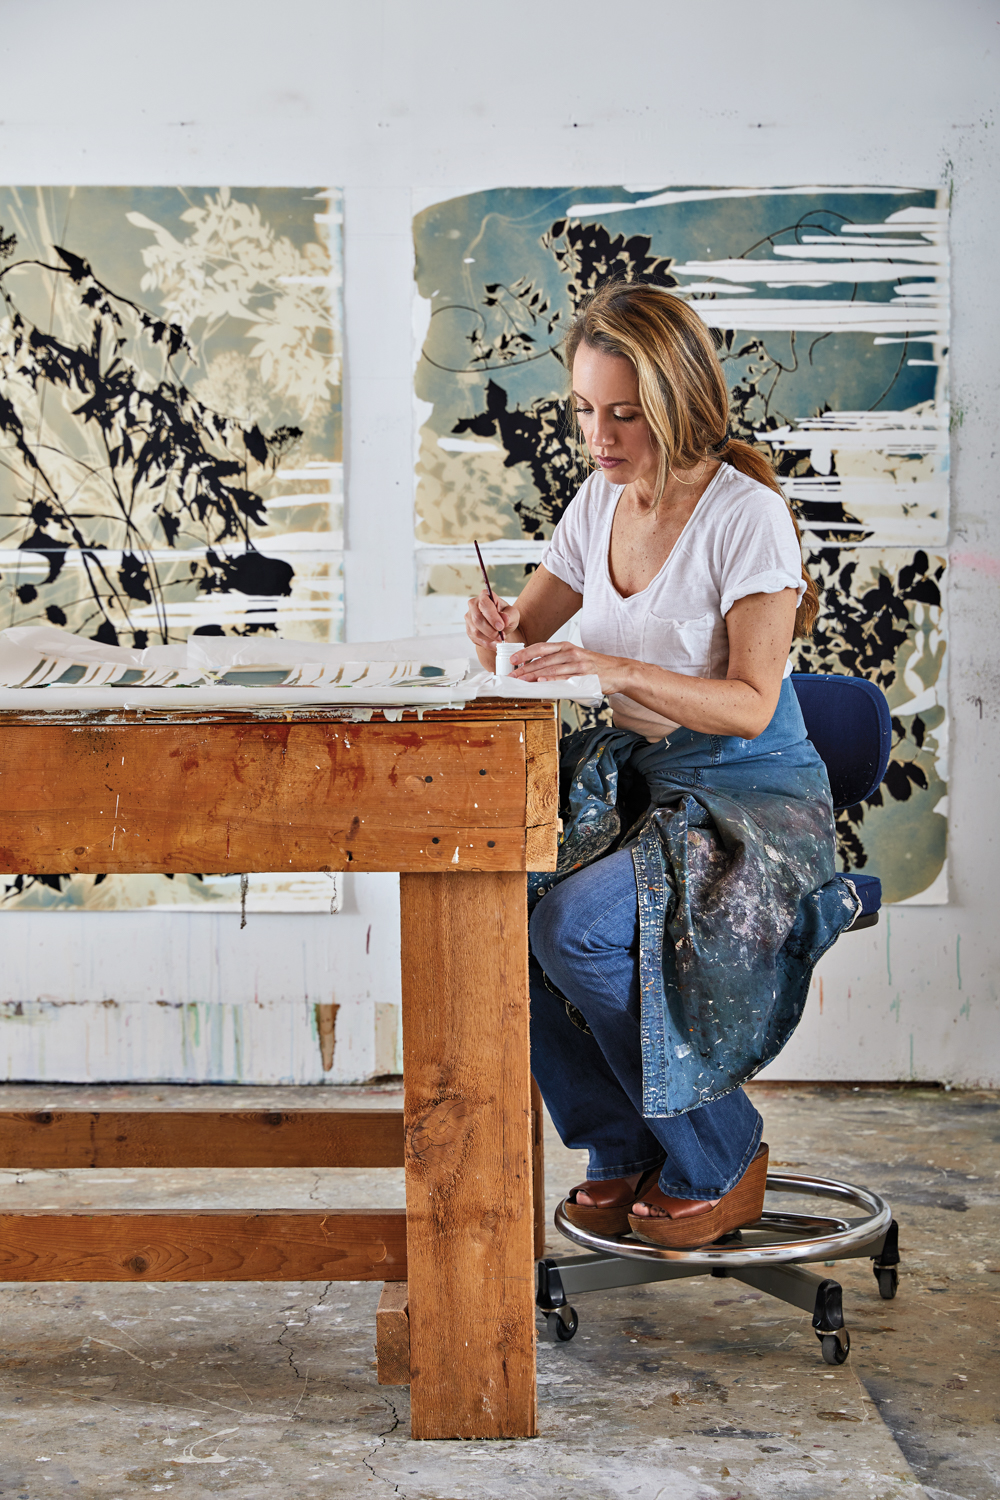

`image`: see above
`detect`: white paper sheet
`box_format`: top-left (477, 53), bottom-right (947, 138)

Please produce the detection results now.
top-left (0, 627), bottom-right (603, 710)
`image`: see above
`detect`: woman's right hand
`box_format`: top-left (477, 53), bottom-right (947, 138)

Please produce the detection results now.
top-left (465, 587), bottom-right (520, 648)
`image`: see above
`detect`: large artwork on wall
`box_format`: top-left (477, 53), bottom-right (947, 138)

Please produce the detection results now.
top-left (413, 185), bottom-right (949, 904)
top-left (0, 185), bottom-right (343, 911)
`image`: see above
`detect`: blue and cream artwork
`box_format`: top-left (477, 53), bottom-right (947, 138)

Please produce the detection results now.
top-left (413, 185), bottom-right (949, 903)
top-left (0, 185), bottom-right (343, 910)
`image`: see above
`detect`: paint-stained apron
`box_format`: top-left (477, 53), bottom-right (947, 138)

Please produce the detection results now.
top-left (529, 678), bottom-right (861, 1117)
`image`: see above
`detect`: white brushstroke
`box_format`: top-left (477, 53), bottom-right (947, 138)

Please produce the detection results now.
top-left (674, 258), bottom-right (941, 284)
top-left (892, 685), bottom-right (940, 718)
top-left (770, 242), bottom-right (943, 262)
top-left (676, 282), bottom-right (755, 294)
top-left (0, 548), bottom-right (345, 637)
top-left (233, 531), bottom-right (342, 549)
top-left (437, 437), bottom-right (500, 453)
top-left (262, 492), bottom-right (336, 509)
top-left (637, 207), bottom-right (951, 334)
top-left (0, 543), bottom-right (341, 563)
top-left (417, 541), bottom-right (548, 567)
top-left (841, 209), bottom-right (947, 229)
top-left (271, 464), bottom-right (341, 482)
top-left (801, 235), bottom-right (941, 246)
top-left (687, 300), bottom-right (947, 333)
top-left (779, 475), bottom-right (948, 546)
top-left (565, 186), bottom-right (921, 217)
top-left (413, 293), bottom-right (433, 375)
top-left (762, 410), bottom-right (949, 454)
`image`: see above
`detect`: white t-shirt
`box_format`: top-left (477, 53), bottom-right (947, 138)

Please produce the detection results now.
top-left (541, 464), bottom-right (806, 739)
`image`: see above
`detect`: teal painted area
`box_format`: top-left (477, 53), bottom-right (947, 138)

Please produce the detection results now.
top-left (414, 185), bottom-right (941, 430)
top-left (890, 992), bottom-right (902, 1023)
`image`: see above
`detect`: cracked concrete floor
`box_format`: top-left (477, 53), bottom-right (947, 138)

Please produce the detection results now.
top-left (0, 1082), bottom-right (996, 1499)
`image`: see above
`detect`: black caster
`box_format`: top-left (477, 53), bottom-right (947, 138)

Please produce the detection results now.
top-left (813, 1279), bottom-right (849, 1364)
top-left (819, 1328), bottom-right (851, 1365)
top-left (871, 1219), bottom-right (901, 1301)
top-left (875, 1265), bottom-right (899, 1300)
top-left (543, 1306), bottom-right (579, 1342)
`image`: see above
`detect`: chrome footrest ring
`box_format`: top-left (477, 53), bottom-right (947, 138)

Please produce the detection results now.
top-left (554, 1171), bottom-right (892, 1267)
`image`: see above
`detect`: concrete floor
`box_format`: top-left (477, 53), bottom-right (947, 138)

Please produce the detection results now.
top-left (0, 1082), bottom-right (996, 1500)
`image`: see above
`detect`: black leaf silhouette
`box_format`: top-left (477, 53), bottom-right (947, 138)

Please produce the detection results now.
top-left (0, 225), bottom-right (299, 645)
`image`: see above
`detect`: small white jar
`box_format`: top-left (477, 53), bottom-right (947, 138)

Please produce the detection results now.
top-left (494, 641), bottom-right (518, 678)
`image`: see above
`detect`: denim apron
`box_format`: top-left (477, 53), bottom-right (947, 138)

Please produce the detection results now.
top-left (529, 678), bottom-right (860, 1117)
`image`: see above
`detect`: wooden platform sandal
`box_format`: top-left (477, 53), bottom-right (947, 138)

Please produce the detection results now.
top-left (628, 1144), bottom-right (769, 1249)
top-left (564, 1165), bottom-right (663, 1236)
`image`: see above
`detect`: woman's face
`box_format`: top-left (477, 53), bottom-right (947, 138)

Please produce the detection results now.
top-left (572, 344), bottom-right (659, 489)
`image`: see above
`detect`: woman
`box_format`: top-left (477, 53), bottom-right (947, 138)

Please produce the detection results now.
top-left (465, 282), bottom-right (859, 1249)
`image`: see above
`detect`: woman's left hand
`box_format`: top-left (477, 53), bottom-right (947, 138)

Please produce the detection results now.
top-left (510, 639), bottom-right (631, 693)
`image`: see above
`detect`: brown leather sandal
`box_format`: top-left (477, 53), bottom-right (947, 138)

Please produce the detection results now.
top-left (564, 1165), bottom-right (663, 1235)
top-left (628, 1144), bottom-right (769, 1249)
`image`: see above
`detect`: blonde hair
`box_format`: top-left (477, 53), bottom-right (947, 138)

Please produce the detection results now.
top-left (565, 281), bottom-right (819, 637)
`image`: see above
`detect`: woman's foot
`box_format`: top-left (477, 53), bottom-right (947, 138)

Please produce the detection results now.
top-left (564, 1165), bottom-right (662, 1235)
top-left (628, 1144), bottom-right (769, 1249)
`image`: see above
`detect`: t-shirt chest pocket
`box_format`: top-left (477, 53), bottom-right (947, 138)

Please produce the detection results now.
top-left (641, 610), bottom-right (717, 677)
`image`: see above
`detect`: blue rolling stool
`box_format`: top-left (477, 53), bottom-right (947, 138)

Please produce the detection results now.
top-left (536, 673), bottom-right (900, 1365)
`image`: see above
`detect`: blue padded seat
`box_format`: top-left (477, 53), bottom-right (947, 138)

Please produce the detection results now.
top-left (790, 673), bottom-right (892, 812)
top-left (790, 673), bottom-right (892, 930)
top-left (845, 871), bottom-right (882, 920)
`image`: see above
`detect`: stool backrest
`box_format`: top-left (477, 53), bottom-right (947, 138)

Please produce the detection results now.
top-left (790, 673), bottom-right (892, 812)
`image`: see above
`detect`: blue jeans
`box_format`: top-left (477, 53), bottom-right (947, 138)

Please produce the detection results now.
top-left (527, 675), bottom-right (833, 1200)
top-left (530, 847), bottom-right (764, 1201)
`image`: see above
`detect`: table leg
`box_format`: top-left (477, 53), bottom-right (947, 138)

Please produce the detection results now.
top-left (400, 870), bottom-right (537, 1440)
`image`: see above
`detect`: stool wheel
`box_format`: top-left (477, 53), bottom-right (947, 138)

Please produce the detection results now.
top-left (543, 1306), bottom-right (579, 1342)
top-left (819, 1328), bottom-right (850, 1365)
top-left (875, 1265), bottom-right (898, 1300)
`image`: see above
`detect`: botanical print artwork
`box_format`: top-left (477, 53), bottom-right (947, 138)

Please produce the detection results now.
top-left (0, 185), bottom-right (343, 911)
top-left (0, 186), bottom-right (342, 642)
top-left (413, 186), bottom-right (949, 902)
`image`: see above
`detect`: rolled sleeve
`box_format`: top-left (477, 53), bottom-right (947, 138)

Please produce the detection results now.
top-left (722, 568), bottom-right (806, 617)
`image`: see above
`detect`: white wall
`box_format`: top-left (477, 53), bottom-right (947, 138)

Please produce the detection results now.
top-left (2, 0), bottom-right (997, 1085)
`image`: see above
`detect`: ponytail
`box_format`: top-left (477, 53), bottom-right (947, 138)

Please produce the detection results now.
top-left (717, 438), bottom-right (819, 639)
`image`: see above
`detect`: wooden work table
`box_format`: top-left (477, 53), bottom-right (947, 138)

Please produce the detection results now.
top-left (0, 698), bottom-right (560, 1440)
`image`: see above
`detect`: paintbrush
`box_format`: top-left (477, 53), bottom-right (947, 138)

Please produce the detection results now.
top-left (474, 540), bottom-right (504, 642)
